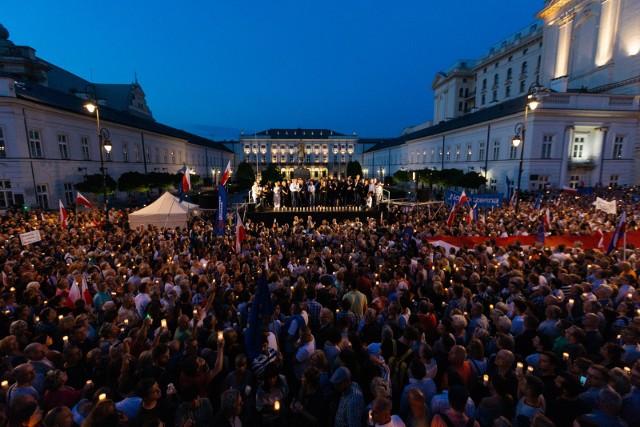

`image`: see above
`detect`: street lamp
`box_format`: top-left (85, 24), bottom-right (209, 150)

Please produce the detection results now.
top-left (243, 146), bottom-right (250, 161)
top-left (333, 146), bottom-right (339, 177)
top-left (84, 94), bottom-right (112, 218)
top-left (511, 82), bottom-right (545, 212)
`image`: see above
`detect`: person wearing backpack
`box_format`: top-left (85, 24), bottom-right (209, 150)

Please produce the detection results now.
top-left (431, 385), bottom-right (479, 427)
top-left (382, 327), bottom-right (418, 397)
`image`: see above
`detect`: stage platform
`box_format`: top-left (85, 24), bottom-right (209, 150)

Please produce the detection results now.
top-left (245, 207), bottom-right (384, 225)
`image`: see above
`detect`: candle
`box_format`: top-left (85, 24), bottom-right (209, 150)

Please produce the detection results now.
top-left (527, 366), bottom-right (534, 373)
top-left (58, 315), bottom-right (63, 320)
top-left (62, 336), bottom-right (68, 344)
top-left (9, 287), bottom-right (15, 292)
top-left (124, 319), bottom-right (129, 325)
top-left (568, 299), bottom-right (574, 305)
top-left (217, 332), bottom-right (223, 342)
top-left (562, 352), bottom-right (569, 360)
top-left (161, 319), bottom-right (167, 328)
top-left (86, 380), bottom-right (93, 386)
top-left (516, 362), bottom-right (523, 369)
top-left (98, 393), bottom-right (107, 401)
top-left (624, 366), bottom-right (631, 374)
top-left (193, 309), bottom-right (198, 316)
top-left (483, 374), bottom-right (489, 383)
top-left (35, 316), bottom-right (40, 322)
top-left (274, 400), bottom-right (280, 411)
top-left (628, 293), bottom-right (633, 299)
top-left (0, 380), bottom-right (7, 388)
top-left (489, 304), bottom-right (494, 310)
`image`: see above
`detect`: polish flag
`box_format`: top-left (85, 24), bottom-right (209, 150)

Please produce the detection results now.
top-left (457, 190), bottom-right (469, 208)
top-left (67, 281), bottom-right (81, 309)
top-left (219, 160), bottom-right (231, 186)
top-left (76, 192), bottom-right (95, 210)
top-left (562, 186), bottom-right (578, 194)
top-left (59, 200), bottom-right (69, 229)
top-left (235, 210), bottom-right (246, 254)
top-left (467, 205), bottom-right (476, 225)
top-left (181, 166), bottom-right (191, 193)
top-left (543, 208), bottom-right (551, 229)
top-left (594, 229), bottom-right (605, 250)
top-left (447, 204), bottom-right (456, 227)
top-left (81, 276), bottom-right (93, 306)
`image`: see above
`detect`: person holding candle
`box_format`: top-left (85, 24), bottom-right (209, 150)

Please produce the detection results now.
top-left (255, 363), bottom-right (289, 427)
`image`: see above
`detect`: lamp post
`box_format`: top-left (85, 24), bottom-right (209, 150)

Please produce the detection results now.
top-left (332, 146), bottom-right (339, 178)
top-left (510, 82), bottom-right (545, 213)
top-left (84, 95), bottom-right (112, 219)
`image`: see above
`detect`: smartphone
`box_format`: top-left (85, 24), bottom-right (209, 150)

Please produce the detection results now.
top-left (145, 313), bottom-right (151, 319)
top-left (580, 376), bottom-right (587, 386)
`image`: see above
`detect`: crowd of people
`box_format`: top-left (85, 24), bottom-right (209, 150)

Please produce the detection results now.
top-left (251, 176), bottom-right (384, 210)
top-left (0, 187), bottom-right (639, 427)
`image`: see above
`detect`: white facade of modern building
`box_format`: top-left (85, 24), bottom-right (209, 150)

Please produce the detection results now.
top-left (0, 25), bottom-right (233, 210)
top-left (364, 0), bottom-right (640, 193)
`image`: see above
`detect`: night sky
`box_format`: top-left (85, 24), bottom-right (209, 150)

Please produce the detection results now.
top-left (3, 1), bottom-right (542, 139)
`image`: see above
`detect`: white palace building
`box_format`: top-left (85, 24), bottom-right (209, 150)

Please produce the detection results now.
top-left (363, 0), bottom-right (640, 194)
top-left (0, 24), bottom-right (233, 210)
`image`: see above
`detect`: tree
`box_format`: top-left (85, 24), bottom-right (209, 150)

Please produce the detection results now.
top-left (118, 172), bottom-right (149, 193)
top-left (146, 172), bottom-right (176, 194)
top-left (460, 171), bottom-right (487, 190)
top-left (393, 170), bottom-right (412, 183)
top-left (260, 164), bottom-right (284, 184)
top-left (235, 161), bottom-right (255, 190)
top-left (346, 160), bottom-right (363, 178)
top-left (74, 174), bottom-right (117, 195)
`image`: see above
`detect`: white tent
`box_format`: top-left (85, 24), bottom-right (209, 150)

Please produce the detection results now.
top-left (128, 192), bottom-right (198, 230)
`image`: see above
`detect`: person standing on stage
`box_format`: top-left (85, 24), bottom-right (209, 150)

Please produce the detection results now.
top-left (375, 181), bottom-right (384, 206)
top-left (281, 179), bottom-right (290, 207)
top-left (369, 178), bottom-right (377, 207)
top-left (290, 179), bottom-right (299, 207)
top-left (299, 178), bottom-right (308, 207)
top-left (307, 180), bottom-right (316, 208)
top-left (319, 180), bottom-right (328, 207)
top-left (273, 182), bottom-right (281, 209)
top-left (251, 181), bottom-right (261, 204)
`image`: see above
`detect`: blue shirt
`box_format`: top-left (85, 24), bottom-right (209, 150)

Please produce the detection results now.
top-left (335, 382), bottom-right (365, 427)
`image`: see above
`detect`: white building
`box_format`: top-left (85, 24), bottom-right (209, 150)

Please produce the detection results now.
top-left (0, 24), bottom-right (233, 210)
top-left (364, 0), bottom-right (640, 193)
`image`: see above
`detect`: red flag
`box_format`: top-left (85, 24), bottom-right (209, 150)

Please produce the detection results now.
top-left (59, 200), bottom-right (68, 229)
top-left (219, 160), bottom-right (231, 186)
top-left (562, 186), bottom-right (578, 194)
top-left (235, 210), bottom-right (246, 254)
top-left (447, 205), bottom-right (456, 227)
top-left (67, 280), bottom-right (81, 308)
top-left (76, 192), bottom-right (95, 210)
top-left (467, 204), bottom-right (476, 225)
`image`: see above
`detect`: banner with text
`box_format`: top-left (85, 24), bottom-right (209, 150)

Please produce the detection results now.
top-left (445, 190), bottom-right (503, 208)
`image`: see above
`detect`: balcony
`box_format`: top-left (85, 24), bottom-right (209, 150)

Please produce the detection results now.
top-left (568, 157), bottom-right (596, 170)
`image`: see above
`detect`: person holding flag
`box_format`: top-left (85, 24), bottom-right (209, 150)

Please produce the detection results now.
top-left (447, 190), bottom-right (468, 227)
top-left (235, 209), bottom-right (246, 254)
top-left (607, 211), bottom-right (627, 255)
top-left (59, 200), bottom-right (69, 229)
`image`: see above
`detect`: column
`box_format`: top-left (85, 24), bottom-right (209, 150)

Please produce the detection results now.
top-left (559, 126), bottom-right (574, 187)
top-left (596, 127), bottom-right (609, 186)
top-left (595, 0), bottom-right (620, 66)
top-left (555, 17), bottom-right (573, 78)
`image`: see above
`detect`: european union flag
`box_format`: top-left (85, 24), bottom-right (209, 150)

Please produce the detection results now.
top-left (244, 271), bottom-right (273, 361)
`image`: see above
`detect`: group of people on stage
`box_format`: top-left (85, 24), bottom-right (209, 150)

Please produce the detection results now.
top-left (251, 175), bottom-right (384, 210)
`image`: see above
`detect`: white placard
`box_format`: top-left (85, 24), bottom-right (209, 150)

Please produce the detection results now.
top-left (19, 230), bottom-right (42, 246)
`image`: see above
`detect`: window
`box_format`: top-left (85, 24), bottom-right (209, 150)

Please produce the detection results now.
top-left (572, 136), bottom-right (585, 158)
top-left (36, 184), bottom-right (49, 210)
top-left (492, 140), bottom-right (500, 160)
top-left (438, 149), bottom-right (443, 162)
top-left (478, 142), bottom-right (485, 161)
top-left (163, 150), bottom-right (168, 164)
top-left (507, 68), bottom-right (512, 80)
top-left (29, 129), bottom-right (43, 158)
top-left (458, 102), bottom-right (463, 112)
top-left (459, 88), bottom-right (464, 97)
top-left (610, 175), bottom-right (619, 187)
top-left (505, 86), bottom-right (511, 98)
top-left (155, 148), bottom-right (160, 163)
top-left (542, 135), bottom-right (553, 159)
top-left (57, 134), bottom-right (69, 159)
top-left (509, 143), bottom-right (518, 160)
top-left (64, 182), bottom-right (74, 206)
top-left (521, 62), bottom-right (528, 74)
top-left (0, 180), bottom-right (13, 208)
top-left (613, 136), bottom-right (624, 159)
top-left (569, 175), bottom-right (580, 189)
top-left (481, 94), bottom-right (486, 105)
top-left (531, 175), bottom-right (549, 191)
top-left (489, 178), bottom-right (497, 192)
top-left (520, 81), bottom-right (526, 93)
top-left (123, 143), bottom-right (129, 162)
top-left (466, 144), bottom-right (472, 161)
top-left (494, 74), bottom-right (499, 85)
top-left (430, 149), bottom-right (435, 163)
top-left (492, 90), bottom-right (498, 102)
top-left (81, 137), bottom-right (91, 160)
top-left (146, 147), bottom-right (151, 163)
top-left (134, 145), bottom-right (141, 162)
top-left (179, 151), bottom-right (183, 165)
top-left (455, 145), bottom-right (461, 162)
top-left (482, 79), bottom-right (487, 90)
top-left (171, 151), bottom-right (176, 164)
top-left (0, 128), bottom-right (6, 157)
top-left (446, 146), bottom-right (451, 162)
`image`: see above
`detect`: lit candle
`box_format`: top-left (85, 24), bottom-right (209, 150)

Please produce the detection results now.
top-left (274, 400), bottom-right (280, 411)
top-left (483, 374), bottom-right (489, 383)
top-left (516, 362), bottom-right (523, 369)
top-left (35, 316), bottom-right (40, 322)
top-left (9, 287), bottom-right (15, 292)
top-left (161, 319), bottom-right (167, 328)
top-left (98, 393), bottom-right (107, 401)
top-left (62, 336), bottom-right (68, 344)
top-left (193, 309), bottom-right (198, 316)
top-left (86, 380), bottom-right (93, 386)
top-left (489, 304), bottom-right (494, 310)
top-left (568, 299), bottom-right (574, 305)
top-left (628, 293), bottom-right (633, 299)
top-left (124, 319), bottom-right (129, 325)
top-left (624, 366), bottom-right (631, 374)
top-left (58, 315), bottom-right (63, 320)
top-left (527, 366), bottom-right (534, 373)
top-left (217, 332), bottom-right (223, 342)
top-left (562, 352), bottom-right (569, 360)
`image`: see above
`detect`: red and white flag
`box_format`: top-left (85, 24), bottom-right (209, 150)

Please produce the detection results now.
top-left (59, 200), bottom-right (68, 229)
top-left (543, 208), bottom-right (551, 229)
top-left (181, 166), bottom-right (191, 193)
top-left (447, 204), bottom-right (456, 227)
top-left (467, 205), bottom-right (476, 225)
top-left (595, 229), bottom-right (605, 250)
top-left (235, 210), bottom-right (246, 254)
top-left (67, 281), bottom-right (81, 309)
top-left (562, 186), bottom-right (578, 194)
top-left (219, 160), bottom-right (231, 186)
top-left (81, 275), bottom-right (93, 306)
top-left (457, 190), bottom-right (469, 208)
top-left (76, 192), bottom-right (95, 210)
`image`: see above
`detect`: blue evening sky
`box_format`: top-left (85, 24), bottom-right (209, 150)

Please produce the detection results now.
top-left (3, 1), bottom-right (542, 139)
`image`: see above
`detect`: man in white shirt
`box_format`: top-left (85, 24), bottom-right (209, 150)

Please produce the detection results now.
top-left (307, 181), bottom-right (316, 207)
top-left (290, 180), bottom-right (299, 207)
top-left (251, 181), bottom-right (261, 204)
